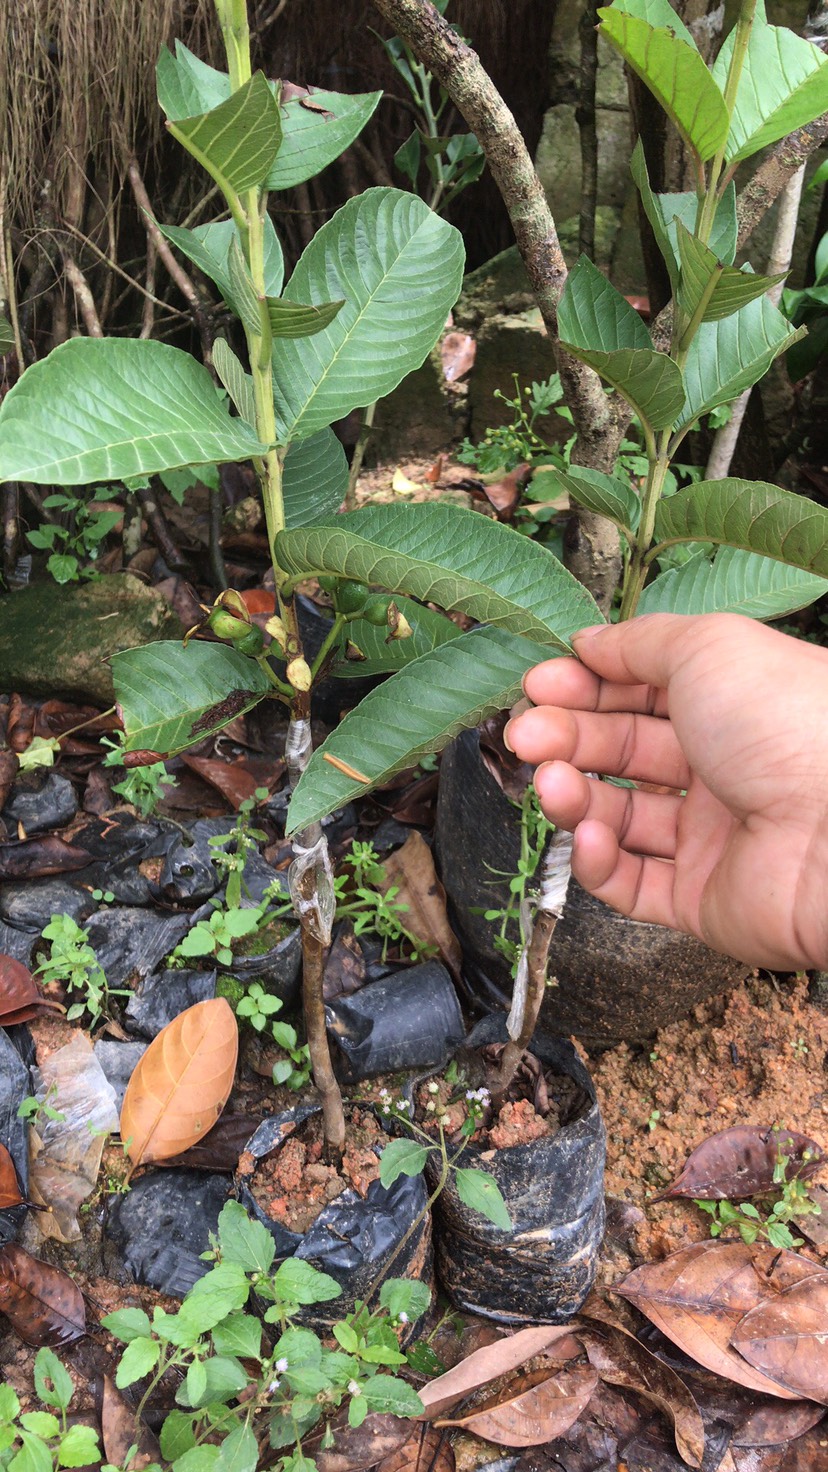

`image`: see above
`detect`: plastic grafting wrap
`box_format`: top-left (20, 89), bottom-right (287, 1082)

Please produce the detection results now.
top-left (289, 831), bottom-right (335, 946)
top-left (285, 715), bottom-right (312, 784)
top-left (507, 827), bottom-right (573, 1042)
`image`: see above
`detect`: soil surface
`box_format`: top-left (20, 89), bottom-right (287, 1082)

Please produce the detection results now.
top-left (243, 1107), bottom-right (385, 1234)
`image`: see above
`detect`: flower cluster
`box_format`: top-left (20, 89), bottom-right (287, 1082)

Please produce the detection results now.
top-left (377, 1086), bottom-right (410, 1120)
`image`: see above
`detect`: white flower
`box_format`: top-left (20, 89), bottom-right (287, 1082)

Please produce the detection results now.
top-left (398, 1311), bottom-right (409, 1324)
top-left (427, 1081), bottom-right (439, 1094)
top-left (348, 1380), bottom-right (362, 1396)
top-left (269, 1378), bottom-right (281, 1392)
top-left (275, 1356), bottom-right (289, 1373)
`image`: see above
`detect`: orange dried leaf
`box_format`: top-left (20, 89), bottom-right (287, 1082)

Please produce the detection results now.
top-left (120, 999), bottom-right (238, 1166)
top-left (437, 1364), bottom-right (598, 1447)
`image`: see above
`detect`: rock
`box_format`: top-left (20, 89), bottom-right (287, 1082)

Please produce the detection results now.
top-left (106, 1169), bottom-right (230, 1297)
top-left (0, 922), bottom-right (36, 964)
top-left (93, 1040), bottom-right (148, 1111)
top-left (126, 968), bottom-right (217, 1039)
top-left (0, 878), bottom-right (93, 931)
top-left (3, 773), bottom-right (77, 835)
top-left (85, 906), bottom-right (193, 989)
top-left (0, 574), bottom-right (182, 705)
top-left (371, 352), bottom-right (457, 462)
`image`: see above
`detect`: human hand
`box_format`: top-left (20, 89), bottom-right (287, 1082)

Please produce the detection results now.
top-left (504, 613), bottom-right (828, 970)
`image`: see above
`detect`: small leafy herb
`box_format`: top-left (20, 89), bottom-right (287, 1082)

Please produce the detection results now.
top-left (34, 915), bottom-right (129, 1027)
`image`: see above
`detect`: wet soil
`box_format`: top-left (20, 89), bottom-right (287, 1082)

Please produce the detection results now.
top-left (242, 1107), bottom-right (385, 1234)
top-left (413, 1057), bottom-right (584, 1149)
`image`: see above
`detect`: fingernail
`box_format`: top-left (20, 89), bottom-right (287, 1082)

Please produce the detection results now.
top-left (572, 624), bottom-right (605, 644)
top-left (502, 720), bottom-right (516, 752)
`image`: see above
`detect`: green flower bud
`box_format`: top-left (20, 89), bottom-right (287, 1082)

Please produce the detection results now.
top-left (208, 608), bottom-right (252, 641)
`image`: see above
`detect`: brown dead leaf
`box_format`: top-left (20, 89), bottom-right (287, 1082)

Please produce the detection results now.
top-left (419, 1323), bottom-right (580, 1419)
top-left (579, 1320), bottom-right (705, 1468)
top-left (324, 924), bottom-right (366, 1002)
top-left (383, 771), bottom-right (439, 827)
top-left (376, 1423), bottom-right (454, 1472)
top-left (0, 1142), bottom-right (25, 1210)
top-left (0, 835), bottom-right (92, 879)
top-left (732, 1273), bottom-right (828, 1405)
top-left (437, 1364), bottom-right (598, 1447)
top-left (99, 1375), bottom-right (162, 1470)
top-left (440, 331), bottom-right (476, 383)
top-left (156, 1112), bottom-right (265, 1172)
top-left (0, 954), bottom-right (60, 1025)
top-left (0, 750), bottom-right (18, 809)
top-left (481, 464), bottom-right (531, 521)
top-left (734, 1397), bottom-right (826, 1447)
top-left (0, 1241), bottom-right (86, 1347)
top-left (659, 1126), bottom-right (824, 1201)
top-left (305, 1411), bottom-right (413, 1472)
top-left (120, 998), bottom-right (238, 1166)
top-left (380, 832), bottom-right (461, 979)
top-left (615, 1241), bottom-right (817, 1399)
top-left (797, 1186), bottom-right (828, 1247)
top-left (180, 754), bottom-right (282, 810)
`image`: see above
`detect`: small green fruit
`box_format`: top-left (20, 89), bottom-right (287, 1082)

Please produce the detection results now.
top-left (336, 581), bottom-right (371, 615)
top-left (236, 626), bottom-right (265, 656)
top-left (209, 609), bottom-right (251, 641)
top-left (361, 595), bottom-right (391, 627)
top-left (317, 574), bottom-right (339, 594)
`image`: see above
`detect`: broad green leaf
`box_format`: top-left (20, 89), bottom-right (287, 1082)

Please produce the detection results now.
top-left (213, 338), bottom-right (255, 424)
top-left (359, 1377), bottom-right (424, 1418)
top-left (275, 503), bottom-right (603, 648)
top-left (179, 1265), bottom-right (251, 1335)
top-left (112, 641), bottom-right (270, 757)
top-left (631, 142), bottom-right (738, 289)
top-left (0, 339), bottom-right (268, 485)
top-left (283, 427), bottom-right (348, 528)
top-left (676, 223), bottom-right (785, 322)
top-left (380, 1278), bottom-right (431, 1322)
top-left (713, 12), bottom-right (828, 164)
top-left (100, 1308), bottom-right (153, 1345)
top-left (171, 1447), bottom-right (221, 1472)
top-left (454, 1167), bottom-right (512, 1230)
top-left (674, 294), bottom-right (804, 433)
top-left (332, 595), bottom-right (463, 678)
top-left (56, 1425), bottom-right (100, 1469)
top-left (267, 297), bottom-right (345, 339)
top-left (168, 73), bottom-right (282, 194)
top-left (557, 257), bottom-right (685, 431)
top-left (216, 1425), bottom-right (258, 1472)
top-left (379, 1139), bottom-right (430, 1187)
top-left (156, 42), bottom-right (229, 120)
top-left (115, 1336), bottom-right (161, 1388)
top-left (640, 544), bottom-right (828, 618)
top-left (33, 1350), bottom-right (73, 1411)
top-left (272, 1260), bottom-right (341, 1306)
top-left (176, 1356), bottom-right (248, 1409)
top-left (267, 89), bottom-right (382, 190)
top-left (14, 1433), bottom-right (53, 1472)
top-left (0, 315), bottom-right (14, 352)
top-left (272, 189), bottom-right (464, 442)
top-left (0, 1385), bottom-right (20, 1423)
top-left (538, 464), bottom-right (640, 535)
top-left (652, 479), bottom-right (828, 576)
top-left (20, 1414), bottom-right (59, 1439)
top-left (604, 0), bottom-right (696, 46)
top-left (212, 1315), bottom-right (262, 1361)
top-left (158, 216), bottom-right (284, 311)
top-left (598, 6), bottom-right (729, 160)
top-left (227, 237), bottom-right (261, 335)
top-left (286, 627), bottom-right (556, 831)
top-left (217, 1201), bottom-right (275, 1275)
top-left (160, 1411), bottom-right (197, 1463)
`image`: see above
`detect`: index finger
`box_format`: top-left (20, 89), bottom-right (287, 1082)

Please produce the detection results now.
top-left (523, 653), bottom-right (669, 717)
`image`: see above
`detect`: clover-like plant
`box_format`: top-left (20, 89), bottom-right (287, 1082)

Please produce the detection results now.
top-left (3, 0), bottom-right (828, 1143)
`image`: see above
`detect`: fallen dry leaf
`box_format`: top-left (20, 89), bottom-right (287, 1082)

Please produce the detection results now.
top-left (659, 1126), bottom-right (824, 1201)
top-left (796, 1185), bottom-right (828, 1247)
top-left (481, 464), bottom-right (531, 520)
top-left (324, 924), bottom-right (367, 1002)
top-left (0, 1142), bottom-right (25, 1210)
top-left (615, 1241), bottom-right (815, 1398)
top-left (392, 468), bottom-right (426, 495)
top-left (0, 750), bottom-right (18, 809)
top-left (732, 1273), bottom-right (828, 1406)
top-left (380, 832), bottom-right (461, 979)
top-left (579, 1320), bottom-right (705, 1469)
top-left (440, 331), bottom-right (475, 383)
top-left (437, 1364), bottom-right (598, 1447)
top-left (0, 1241), bottom-right (86, 1347)
top-left (734, 1397), bottom-right (826, 1447)
top-left (0, 954), bottom-right (60, 1025)
top-left (305, 1411), bottom-right (413, 1472)
top-left (156, 1112), bottom-right (265, 1172)
top-left (180, 754), bottom-right (281, 809)
top-left (0, 835), bottom-right (92, 879)
top-left (376, 1423), bottom-right (454, 1472)
top-left (419, 1323), bottom-right (579, 1419)
top-left (99, 1375), bottom-right (162, 1470)
top-left (120, 998), bottom-right (238, 1167)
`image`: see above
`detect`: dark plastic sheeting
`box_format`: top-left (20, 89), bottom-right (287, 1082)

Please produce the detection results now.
top-left (0, 1026), bottom-right (32, 1243)
top-left (106, 1169), bottom-right (231, 1297)
top-left (326, 961), bottom-right (465, 1081)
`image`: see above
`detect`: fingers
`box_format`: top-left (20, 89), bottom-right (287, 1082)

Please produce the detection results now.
top-left (534, 761), bottom-right (682, 858)
top-left (523, 655), bottom-right (669, 718)
top-left (571, 820), bottom-right (680, 930)
top-left (506, 704), bottom-right (690, 789)
top-left (569, 613), bottom-right (748, 690)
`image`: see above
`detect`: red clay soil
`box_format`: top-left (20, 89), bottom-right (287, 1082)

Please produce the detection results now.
top-left (246, 1108), bottom-right (384, 1234)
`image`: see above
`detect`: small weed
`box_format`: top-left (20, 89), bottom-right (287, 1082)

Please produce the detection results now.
top-left (34, 915), bottom-right (129, 1027)
top-left (17, 1083), bottom-right (65, 1128)
top-left (477, 786), bottom-right (554, 980)
top-left (102, 732), bottom-right (177, 817)
top-left (646, 1108), bottom-right (661, 1133)
top-left (332, 840), bottom-right (435, 962)
top-left (696, 1141), bottom-right (822, 1250)
top-left (26, 489), bottom-right (121, 584)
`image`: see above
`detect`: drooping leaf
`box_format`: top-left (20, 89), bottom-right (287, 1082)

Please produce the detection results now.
top-left (639, 546), bottom-right (828, 619)
top-left (332, 596), bottom-right (463, 678)
top-left (158, 215), bottom-right (284, 312)
top-left (226, 237), bottom-right (261, 335)
top-left (286, 627), bottom-right (555, 832)
top-left (713, 12), bottom-right (828, 164)
top-left (676, 224), bottom-right (786, 322)
top-left (156, 41), bottom-right (230, 121)
top-left (0, 1243), bottom-right (86, 1348)
top-left (419, 1325), bottom-right (581, 1420)
top-left (275, 503), bottom-right (603, 648)
top-left (282, 428), bottom-right (348, 529)
top-left (0, 339), bottom-right (268, 486)
top-left (272, 189), bottom-right (465, 443)
top-left (651, 478), bottom-right (828, 575)
top-left (437, 1365), bottom-right (598, 1447)
top-left (658, 1125), bottom-right (824, 1201)
top-left (538, 465), bottom-right (640, 536)
top-left (112, 641), bottom-right (271, 758)
top-left (166, 73), bottom-right (282, 194)
top-left (267, 296), bottom-right (345, 339)
top-left (615, 1240), bottom-right (818, 1397)
top-left (598, 4), bottom-right (729, 161)
top-left (674, 296), bottom-right (805, 433)
top-left (267, 87), bottom-right (382, 190)
top-left (119, 999), bottom-right (238, 1166)
top-left (213, 339), bottom-right (255, 425)
top-left (732, 1272), bottom-right (828, 1404)
top-left (557, 257), bottom-right (685, 430)
top-left (580, 1320), bottom-right (705, 1468)
top-left (0, 316), bottom-right (14, 353)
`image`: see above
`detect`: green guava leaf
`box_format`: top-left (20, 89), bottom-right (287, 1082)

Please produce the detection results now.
top-left (212, 339), bottom-right (255, 424)
top-left (674, 295), bottom-right (805, 433)
top-left (713, 10), bottom-right (828, 164)
top-left (112, 642), bottom-right (271, 757)
top-left (640, 545), bottom-right (828, 618)
top-left (272, 189), bottom-right (465, 443)
top-left (0, 339), bottom-right (268, 485)
top-left (538, 465), bottom-right (640, 535)
top-left (652, 478), bottom-right (828, 577)
top-left (275, 502), bottom-right (603, 648)
top-left (282, 427), bottom-right (348, 528)
top-left (285, 627), bottom-right (555, 832)
top-left (267, 88), bottom-right (382, 190)
top-left (168, 72), bottom-right (282, 193)
top-left (676, 223), bottom-right (786, 322)
top-left (267, 297), bottom-right (345, 338)
top-left (158, 215), bottom-right (284, 310)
